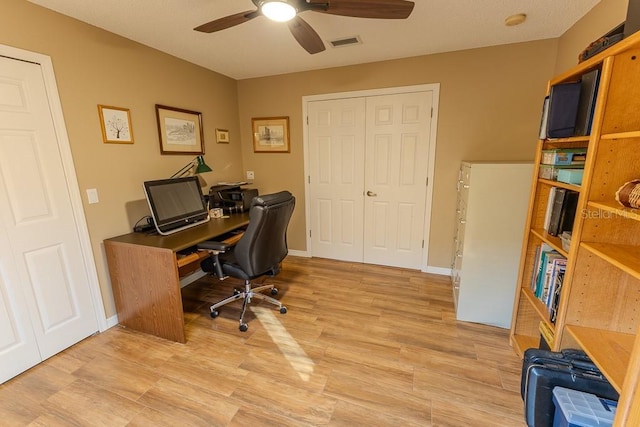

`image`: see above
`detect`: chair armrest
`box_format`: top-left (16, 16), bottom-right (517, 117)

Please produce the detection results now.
top-left (197, 241), bottom-right (231, 252)
top-left (197, 241), bottom-right (231, 279)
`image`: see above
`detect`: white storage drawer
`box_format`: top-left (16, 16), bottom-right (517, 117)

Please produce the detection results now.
top-left (451, 161), bottom-right (532, 328)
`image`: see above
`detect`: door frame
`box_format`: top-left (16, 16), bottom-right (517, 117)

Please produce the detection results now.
top-left (302, 84), bottom-right (440, 272)
top-left (0, 44), bottom-right (108, 331)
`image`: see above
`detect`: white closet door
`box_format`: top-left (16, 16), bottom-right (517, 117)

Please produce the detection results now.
top-left (0, 222), bottom-right (40, 383)
top-left (0, 56), bottom-right (98, 383)
top-left (363, 92), bottom-right (432, 269)
top-left (308, 97), bottom-right (366, 261)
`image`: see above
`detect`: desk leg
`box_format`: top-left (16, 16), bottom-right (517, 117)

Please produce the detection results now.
top-left (105, 241), bottom-right (186, 343)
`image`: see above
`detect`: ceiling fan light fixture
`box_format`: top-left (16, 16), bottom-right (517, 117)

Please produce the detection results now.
top-left (261, 1), bottom-right (297, 22)
top-left (505, 13), bottom-right (527, 27)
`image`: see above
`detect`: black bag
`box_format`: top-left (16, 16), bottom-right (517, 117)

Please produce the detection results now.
top-left (521, 348), bottom-right (618, 427)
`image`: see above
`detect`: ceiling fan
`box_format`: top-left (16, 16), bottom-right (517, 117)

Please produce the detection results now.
top-left (194, 0), bottom-right (415, 55)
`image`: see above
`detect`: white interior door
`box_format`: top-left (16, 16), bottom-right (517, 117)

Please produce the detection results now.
top-left (0, 56), bottom-right (99, 383)
top-left (363, 92), bottom-right (432, 269)
top-left (307, 88), bottom-right (434, 269)
top-left (308, 98), bottom-right (366, 261)
top-left (0, 222), bottom-right (40, 383)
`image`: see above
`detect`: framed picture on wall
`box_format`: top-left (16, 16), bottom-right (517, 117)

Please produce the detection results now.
top-left (155, 104), bottom-right (204, 155)
top-left (252, 116), bottom-right (290, 153)
top-left (216, 128), bottom-right (230, 143)
top-left (98, 105), bottom-right (134, 144)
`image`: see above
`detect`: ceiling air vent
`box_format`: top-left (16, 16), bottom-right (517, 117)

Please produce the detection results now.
top-left (329, 36), bottom-right (362, 48)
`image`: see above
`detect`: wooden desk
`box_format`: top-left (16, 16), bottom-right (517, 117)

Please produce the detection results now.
top-left (104, 213), bottom-right (250, 343)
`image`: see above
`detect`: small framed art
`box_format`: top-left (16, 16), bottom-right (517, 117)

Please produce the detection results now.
top-left (216, 128), bottom-right (230, 143)
top-left (98, 105), bottom-right (134, 144)
top-left (155, 104), bottom-right (204, 155)
top-left (252, 116), bottom-right (290, 153)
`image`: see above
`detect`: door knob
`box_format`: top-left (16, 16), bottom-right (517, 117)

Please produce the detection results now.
top-left (366, 191), bottom-right (377, 197)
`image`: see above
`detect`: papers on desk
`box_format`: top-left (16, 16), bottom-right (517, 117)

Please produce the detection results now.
top-left (217, 181), bottom-right (249, 186)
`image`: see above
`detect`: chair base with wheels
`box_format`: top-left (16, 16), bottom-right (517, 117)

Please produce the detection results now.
top-left (208, 279), bottom-right (287, 332)
top-left (198, 191), bottom-right (295, 332)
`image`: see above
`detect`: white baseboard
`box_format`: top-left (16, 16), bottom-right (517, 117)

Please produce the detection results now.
top-left (104, 314), bottom-right (119, 330)
top-left (288, 249), bottom-right (310, 257)
top-left (288, 251), bottom-right (450, 277)
top-left (424, 266), bottom-right (451, 276)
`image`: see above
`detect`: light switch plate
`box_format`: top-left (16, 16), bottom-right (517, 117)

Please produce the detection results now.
top-left (246, 171), bottom-right (255, 180)
top-left (86, 188), bottom-right (99, 204)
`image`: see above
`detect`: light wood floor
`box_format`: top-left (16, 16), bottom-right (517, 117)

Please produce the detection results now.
top-left (0, 256), bottom-right (526, 426)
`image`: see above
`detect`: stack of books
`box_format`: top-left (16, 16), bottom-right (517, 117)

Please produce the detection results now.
top-left (544, 187), bottom-right (579, 237)
top-left (531, 243), bottom-right (567, 323)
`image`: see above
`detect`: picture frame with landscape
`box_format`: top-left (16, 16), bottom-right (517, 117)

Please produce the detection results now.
top-left (155, 104), bottom-right (204, 155)
top-left (252, 116), bottom-right (290, 153)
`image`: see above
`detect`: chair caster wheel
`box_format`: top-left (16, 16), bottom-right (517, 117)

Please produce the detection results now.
top-left (271, 288), bottom-right (278, 296)
top-left (239, 323), bottom-right (248, 332)
top-left (280, 306), bottom-right (287, 314)
top-left (233, 289), bottom-right (240, 296)
top-left (210, 309), bottom-right (219, 318)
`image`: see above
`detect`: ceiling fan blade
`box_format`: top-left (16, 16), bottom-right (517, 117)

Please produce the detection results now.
top-left (194, 10), bottom-right (260, 33)
top-left (288, 16), bottom-right (326, 54)
top-left (317, 0), bottom-right (414, 19)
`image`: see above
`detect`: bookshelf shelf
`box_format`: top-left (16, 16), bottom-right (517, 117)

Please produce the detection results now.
top-left (538, 178), bottom-right (581, 192)
top-left (545, 136), bottom-right (590, 144)
top-left (510, 31), bottom-right (640, 426)
top-left (601, 130), bottom-right (640, 140)
top-left (512, 334), bottom-right (539, 357)
top-left (580, 242), bottom-right (640, 280)
top-left (565, 325), bottom-right (635, 393)
top-left (530, 228), bottom-right (567, 256)
top-left (522, 287), bottom-right (553, 328)
top-left (588, 200), bottom-right (640, 223)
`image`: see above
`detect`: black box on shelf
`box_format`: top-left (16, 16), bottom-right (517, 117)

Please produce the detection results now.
top-left (574, 69), bottom-right (601, 136)
top-left (547, 82), bottom-right (581, 138)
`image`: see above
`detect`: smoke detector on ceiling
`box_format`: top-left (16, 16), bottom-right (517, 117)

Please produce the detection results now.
top-left (329, 36), bottom-right (362, 48)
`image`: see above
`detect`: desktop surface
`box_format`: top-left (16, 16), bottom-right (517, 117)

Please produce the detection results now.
top-left (107, 212), bottom-right (250, 252)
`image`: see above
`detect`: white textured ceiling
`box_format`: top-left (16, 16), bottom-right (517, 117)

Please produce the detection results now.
top-left (28, 0), bottom-right (601, 79)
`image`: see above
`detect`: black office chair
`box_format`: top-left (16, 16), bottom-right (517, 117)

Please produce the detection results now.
top-left (197, 191), bottom-right (295, 331)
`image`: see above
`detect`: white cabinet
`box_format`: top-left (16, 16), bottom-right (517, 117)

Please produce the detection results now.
top-left (451, 161), bottom-right (533, 328)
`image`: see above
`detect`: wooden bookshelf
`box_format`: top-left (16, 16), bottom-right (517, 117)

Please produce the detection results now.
top-left (565, 325), bottom-right (635, 393)
top-left (510, 31), bottom-right (640, 426)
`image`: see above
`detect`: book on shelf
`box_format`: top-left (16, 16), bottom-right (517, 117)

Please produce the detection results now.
top-left (537, 251), bottom-right (564, 300)
top-left (557, 191), bottom-right (579, 234)
top-left (547, 188), bottom-right (579, 237)
top-left (530, 242), bottom-right (567, 308)
top-left (539, 96), bottom-right (550, 140)
top-left (539, 321), bottom-right (554, 348)
top-left (543, 187), bottom-right (557, 232)
top-left (531, 243), bottom-right (552, 293)
top-left (545, 257), bottom-right (567, 307)
top-left (574, 68), bottom-right (601, 136)
top-left (549, 267), bottom-right (565, 324)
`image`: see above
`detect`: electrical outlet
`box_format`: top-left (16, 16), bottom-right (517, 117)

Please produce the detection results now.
top-left (246, 171), bottom-right (255, 180)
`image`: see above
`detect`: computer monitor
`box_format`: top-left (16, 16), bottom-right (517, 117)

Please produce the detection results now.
top-left (143, 177), bottom-right (209, 235)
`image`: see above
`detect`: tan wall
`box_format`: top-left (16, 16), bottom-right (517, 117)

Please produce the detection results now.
top-left (1, 0), bottom-right (621, 321)
top-left (555, 0), bottom-right (629, 73)
top-left (237, 40), bottom-right (558, 269)
top-left (1, 0), bottom-right (244, 318)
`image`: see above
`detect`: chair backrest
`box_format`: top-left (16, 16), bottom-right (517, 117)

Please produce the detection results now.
top-left (233, 191), bottom-right (295, 278)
